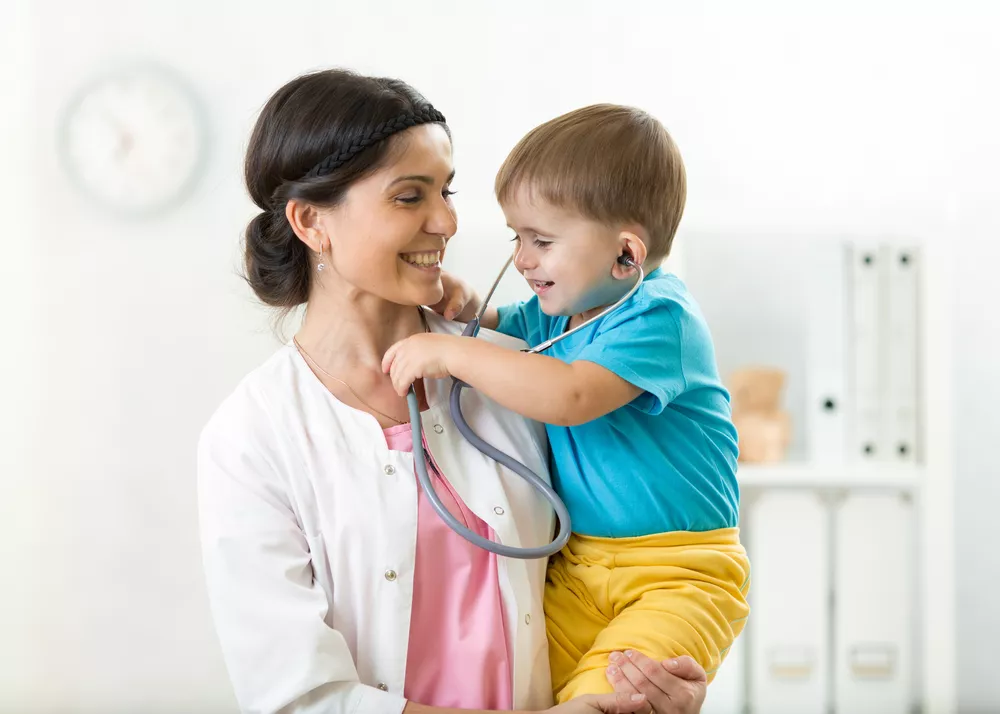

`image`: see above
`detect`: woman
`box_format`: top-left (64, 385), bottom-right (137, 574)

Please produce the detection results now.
top-left (198, 68), bottom-right (708, 714)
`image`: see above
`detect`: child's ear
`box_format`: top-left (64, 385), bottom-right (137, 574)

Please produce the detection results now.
top-left (612, 231), bottom-right (648, 280)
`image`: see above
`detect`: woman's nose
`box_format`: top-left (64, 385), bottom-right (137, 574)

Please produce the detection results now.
top-left (425, 195), bottom-right (458, 238)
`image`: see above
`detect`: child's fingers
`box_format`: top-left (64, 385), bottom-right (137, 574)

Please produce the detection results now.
top-left (428, 295), bottom-right (450, 316)
top-left (445, 293), bottom-right (467, 320)
top-left (390, 365), bottom-right (411, 397)
top-left (382, 341), bottom-right (402, 373)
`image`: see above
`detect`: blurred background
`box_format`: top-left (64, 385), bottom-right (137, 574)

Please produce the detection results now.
top-left (1, 1), bottom-right (997, 712)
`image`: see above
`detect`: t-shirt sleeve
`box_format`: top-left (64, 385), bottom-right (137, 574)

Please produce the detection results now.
top-left (574, 295), bottom-right (687, 415)
top-left (495, 299), bottom-right (537, 344)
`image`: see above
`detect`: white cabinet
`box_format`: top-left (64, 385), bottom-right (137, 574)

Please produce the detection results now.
top-left (746, 492), bottom-right (830, 714)
top-left (834, 493), bottom-right (915, 714)
top-left (732, 483), bottom-right (918, 714)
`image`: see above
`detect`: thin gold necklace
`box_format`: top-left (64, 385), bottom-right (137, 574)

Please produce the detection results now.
top-left (293, 308), bottom-right (429, 426)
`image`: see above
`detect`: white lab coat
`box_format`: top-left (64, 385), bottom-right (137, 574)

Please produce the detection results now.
top-left (198, 313), bottom-right (556, 714)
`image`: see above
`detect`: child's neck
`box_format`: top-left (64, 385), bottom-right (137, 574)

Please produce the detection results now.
top-left (567, 260), bottom-right (659, 329)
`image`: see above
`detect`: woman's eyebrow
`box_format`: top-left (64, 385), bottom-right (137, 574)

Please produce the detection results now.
top-left (388, 170), bottom-right (456, 187)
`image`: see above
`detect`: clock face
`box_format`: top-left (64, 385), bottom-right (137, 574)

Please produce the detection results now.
top-left (58, 65), bottom-right (206, 217)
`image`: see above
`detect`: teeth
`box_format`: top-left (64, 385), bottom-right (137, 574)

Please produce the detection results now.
top-left (401, 251), bottom-right (441, 267)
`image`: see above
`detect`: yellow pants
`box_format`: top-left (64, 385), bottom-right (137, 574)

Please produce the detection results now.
top-left (545, 528), bottom-right (750, 702)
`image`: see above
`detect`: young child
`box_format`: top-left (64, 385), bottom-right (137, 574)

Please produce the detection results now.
top-left (382, 104), bottom-right (749, 701)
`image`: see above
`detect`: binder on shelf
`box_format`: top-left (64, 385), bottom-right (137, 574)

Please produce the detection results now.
top-left (805, 241), bottom-right (850, 464)
top-left (883, 245), bottom-right (920, 463)
top-left (847, 242), bottom-right (886, 461)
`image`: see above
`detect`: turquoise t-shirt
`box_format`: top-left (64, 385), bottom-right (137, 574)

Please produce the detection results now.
top-left (495, 269), bottom-right (740, 537)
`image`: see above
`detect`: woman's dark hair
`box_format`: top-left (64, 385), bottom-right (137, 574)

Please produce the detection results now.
top-left (242, 69), bottom-right (449, 309)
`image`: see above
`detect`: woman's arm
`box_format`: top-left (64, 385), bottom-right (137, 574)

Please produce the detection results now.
top-left (199, 407), bottom-right (409, 714)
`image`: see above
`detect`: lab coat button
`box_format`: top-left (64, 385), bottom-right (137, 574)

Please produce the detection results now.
top-left (384, 570), bottom-right (397, 582)
top-left (525, 614), bottom-right (531, 625)
top-left (383, 465), bottom-right (395, 475)
top-left (494, 506), bottom-right (505, 515)
top-left (377, 682), bottom-right (388, 691)
top-left (433, 424), bottom-right (444, 434)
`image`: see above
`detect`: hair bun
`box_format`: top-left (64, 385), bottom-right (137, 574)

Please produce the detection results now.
top-left (243, 209), bottom-right (309, 308)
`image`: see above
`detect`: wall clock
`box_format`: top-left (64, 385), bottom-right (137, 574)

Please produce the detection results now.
top-left (58, 63), bottom-right (207, 217)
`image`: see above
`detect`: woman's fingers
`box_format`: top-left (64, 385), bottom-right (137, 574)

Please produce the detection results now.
top-left (614, 650), bottom-right (708, 714)
top-left (606, 664), bottom-right (653, 714)
top-left (606, 660), bottom-right (641, 694)
top-left (580, 691), bottom-right (648, 714)
top-left (663, 655), bottom-right (708, 684)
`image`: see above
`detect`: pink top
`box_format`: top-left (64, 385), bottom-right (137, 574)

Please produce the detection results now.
top-left (383, 424), bottom-right (512, 709)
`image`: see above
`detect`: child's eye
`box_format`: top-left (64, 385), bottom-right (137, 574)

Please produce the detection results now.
top-left (533, 238), bottom-right (552, 248)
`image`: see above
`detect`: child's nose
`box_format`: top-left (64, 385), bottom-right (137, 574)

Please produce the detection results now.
top-left (513, 243), bottom-right (536, 272)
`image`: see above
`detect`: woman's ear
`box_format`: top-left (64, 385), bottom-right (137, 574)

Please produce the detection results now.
top-left (612, 230), bottom-right (648, 280)
top-left (285, 199), bottom-right (326, 253)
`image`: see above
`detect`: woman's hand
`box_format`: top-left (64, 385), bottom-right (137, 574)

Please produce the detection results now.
top-left (548, 692), bottom-right (649, 714)
top-left (606, 651), bottom-right (707, 714)
top-left (430, 271), bottom-right (481, 322)
top-left (382, 333), bottom-right (464, 396)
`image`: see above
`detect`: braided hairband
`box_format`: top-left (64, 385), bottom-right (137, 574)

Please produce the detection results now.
top-left (300, 104), bottom-right (447, 180)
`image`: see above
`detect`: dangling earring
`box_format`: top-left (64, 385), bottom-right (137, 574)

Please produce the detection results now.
top-left (316, 244), bottom-right (327, 272)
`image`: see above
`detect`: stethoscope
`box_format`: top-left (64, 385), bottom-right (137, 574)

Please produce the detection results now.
top-left (405, 253), bottom-right (645, 559)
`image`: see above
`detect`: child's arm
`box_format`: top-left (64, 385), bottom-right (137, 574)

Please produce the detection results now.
top-left (382, 334), bottom-right (641, 427)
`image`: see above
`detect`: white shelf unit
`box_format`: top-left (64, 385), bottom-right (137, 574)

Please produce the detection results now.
top-left (682, 233), bottom-right (954, 714)
top-left (738, 463), bottom-right (922, 492)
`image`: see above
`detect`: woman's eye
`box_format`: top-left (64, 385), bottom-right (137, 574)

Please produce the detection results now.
top-left (442, 187), bottom-right (458, 198)
top-left (533, 238), bottom-right (552, 248)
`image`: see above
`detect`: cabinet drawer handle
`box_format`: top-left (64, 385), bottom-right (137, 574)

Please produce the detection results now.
top-left (849, 643), bottom-right (897, 679)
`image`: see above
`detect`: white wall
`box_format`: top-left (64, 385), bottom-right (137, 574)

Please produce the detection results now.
top-left (952, 104), bottom-right (1000, 713)
top-left (2, 1), bottom-right (997, 712)
top-left (1, 0), bottom-right (41, 706)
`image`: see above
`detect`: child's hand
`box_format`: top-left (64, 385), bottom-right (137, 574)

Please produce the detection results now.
top-left (382, 334), bottom-right (462, 396)
top-left (429, 271), bottom-right (481, 321)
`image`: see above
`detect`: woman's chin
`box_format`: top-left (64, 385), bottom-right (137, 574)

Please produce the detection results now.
top-left (399, 282), bottom-right (444, 310)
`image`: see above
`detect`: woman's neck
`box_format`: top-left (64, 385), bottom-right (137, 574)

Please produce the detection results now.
top-left (295, 287), bottom-right (425, 372)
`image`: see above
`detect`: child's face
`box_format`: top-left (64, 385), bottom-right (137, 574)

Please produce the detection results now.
top-left (502, 188), bottom-right (624, 316)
